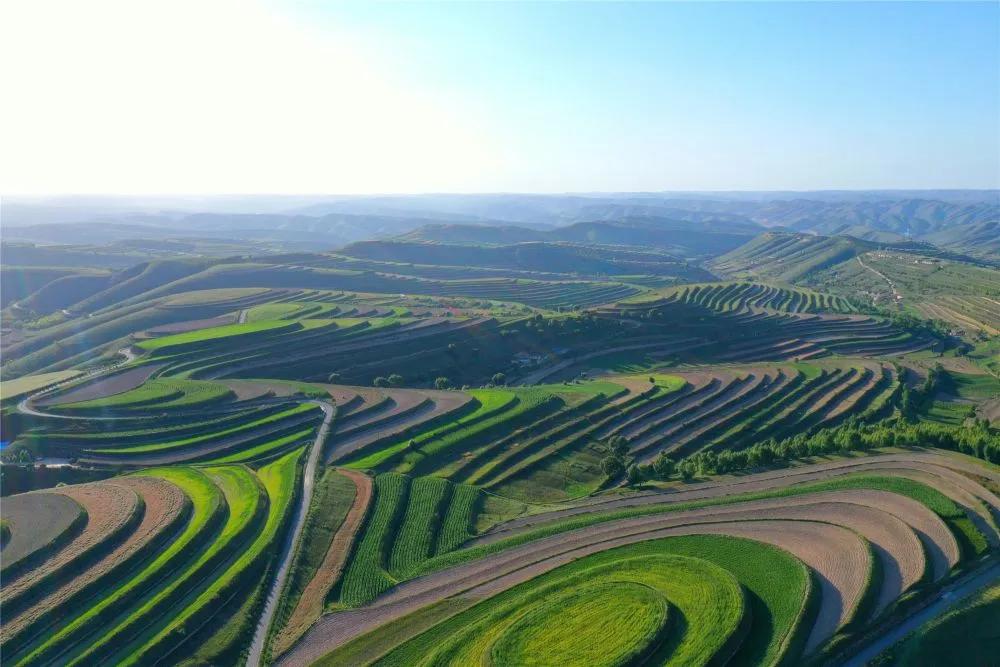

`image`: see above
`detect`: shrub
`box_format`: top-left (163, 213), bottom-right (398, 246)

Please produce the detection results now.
top-left (601, 455), bottom-right (625, 477)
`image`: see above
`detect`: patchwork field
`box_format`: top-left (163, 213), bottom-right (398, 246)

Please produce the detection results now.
top-left (2, 251), bottom-right (997, 666)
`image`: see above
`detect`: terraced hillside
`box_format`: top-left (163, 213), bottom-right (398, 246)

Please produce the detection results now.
top-left (1, 451), bottom-right (302, 666)
top-left (283, 451), bottom-right (1000, 667)
top-left (634, 281), bottom-right (855, 314)
top-left (2, 263), bottom-right (997, 667)
top-left (709, 233), bottom-right (999, 342)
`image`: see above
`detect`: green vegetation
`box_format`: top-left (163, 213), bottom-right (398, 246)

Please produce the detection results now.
top-left (376, 551), bottom-right (745, 667)
top-left (71, 465), bottom-right (264, 666)
top-left (123, 449), bottom-right (301, 666)
top-left (413, 472), bottom-right (984, 578)
top-left (489, 582), bottom-right (669, 667)
top-left (138, 320), bottom-right (299, 354)
top-left (338, 473), bottom-right (409, 606)
top-left (276, 470), bottom-right (357, 638)
top-left (0, 370), bottom-right (81, 403)
top-left (87, 404), bottom-right (319, 454)
top-left (388, 476), bottom-right (450, 575)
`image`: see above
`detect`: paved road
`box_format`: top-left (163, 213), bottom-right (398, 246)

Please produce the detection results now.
top-left (16, 347), bottom-right (138, 420)
top-left (246, 400), bottom-right (335, 667)
top-left (238, 308), bottom-right (249, 324)
top-left (844, 559), bottom-right (1000, 666)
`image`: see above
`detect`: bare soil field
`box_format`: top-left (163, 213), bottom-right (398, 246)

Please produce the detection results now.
top-left (3, 483), bottom-right (141, 605)
top-left (39, 364), bottom-right (164, 406)
top-left (0, 493), bottom-right (83, 577)
top-left (273, 469), bottom-right (373, 657)
top-left (0, 476), bottom-right (187, 643)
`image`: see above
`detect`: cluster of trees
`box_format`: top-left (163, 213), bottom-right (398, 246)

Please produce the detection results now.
top-left (520, 312), bottom-right (619, 343)
top-left (602, 410), bottom-right (998, 486)
top-left (373, 374), bottom-right (405, 388)
top-left (677, 416), bottom-right (1000, 479)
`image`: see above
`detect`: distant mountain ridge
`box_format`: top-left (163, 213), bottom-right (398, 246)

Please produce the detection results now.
top-left (400, 218), bottom-right (761, 259)
top-left (4, 192), bottom-right (996, 260)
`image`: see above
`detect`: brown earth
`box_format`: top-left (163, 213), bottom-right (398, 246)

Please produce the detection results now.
top-left (272, 469), bottom-right (373, 658)
top-left (1, 477), bottom-right (187, 643)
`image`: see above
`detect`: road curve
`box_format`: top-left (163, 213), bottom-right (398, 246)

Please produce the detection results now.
top-left (16, 347), bottom-right (139, 420)
top-left (246, 400), bottom-right (335, 667)
top-left (843, 559), bottom-right (1000, 666)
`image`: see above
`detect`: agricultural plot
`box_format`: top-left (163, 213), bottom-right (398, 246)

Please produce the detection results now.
top-left (2, 454), bottom-right (302, 667)
top-left (2, 243), bottom-right (996, 667)
top-left (332, 362), bottom-right (903, 503)
top-left (643, 281), bottom-right (855, 314)
top-left (285, 451), bottom-right (999, 667)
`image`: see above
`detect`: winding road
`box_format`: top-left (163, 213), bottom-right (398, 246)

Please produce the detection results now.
top-left (843, 559), bottom-right (1000, 666)
top-left (246, 399), bottom-right (335, 667)
top-left (857, 254), bottom-right (902, 306)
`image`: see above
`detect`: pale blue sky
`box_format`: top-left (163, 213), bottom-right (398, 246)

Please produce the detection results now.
top-left (3, 1), bottom-right (998, 193)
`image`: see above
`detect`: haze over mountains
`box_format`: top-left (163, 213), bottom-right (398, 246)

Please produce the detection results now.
top-left (3, 191), bottom-right (998, 261)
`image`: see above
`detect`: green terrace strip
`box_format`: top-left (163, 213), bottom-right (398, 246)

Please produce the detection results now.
top-left (52, 378), bottom-right (235, 413)
top-left (435, 484), bottom-right (483, 555)
top-left (64, 465), bottom-right (266, 666)
top-left (373, 552), bottom-right (747, 667)
top-left (338, 473), bottom-right (410, 606)
top-left (12, 467), bottom-right (225, 666)
top-left (87, 404), bottom-right (320, 454)
top-left (207, 427), bottom-right (317, 464)
top-left (41, 407), bottom-right (280, 444)
top-left (388, 476), bottom-right (451, 576)
top-left (892, 582), bottom-right (1000, 666)
top-left (118, 448), bottom-right (303, 666)
top-left (490, 582), bottom-right (669, 666)
top-left (137, 320), bottom-right (301, 355)
top-left (341, 389), bottom-right (520, 470)
top-left (412, 472), bottom-right (988, 579)
top-left (393, 390), bottom-right (548, 475)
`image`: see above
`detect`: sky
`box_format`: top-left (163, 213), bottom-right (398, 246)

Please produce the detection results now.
top-left (1, 1), bottom-right (997, 195)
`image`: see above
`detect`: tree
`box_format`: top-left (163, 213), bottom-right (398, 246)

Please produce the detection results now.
top-left (373, 376), bottom-right (390, 388)
top-left (327, 372), bottom-right (341, 383)
top-left (601, 455), bottom-right (625, 478)
top-left (653, 453), bottom-right (675, 479)
top-left (388, 374), bottom-right (404, 387)
top-left (649, 376), bottom-right (655, 384)
top-left (626, 465), bottom-right (644, 486)
top-left (608, 435), bottom-right (629, 458)
top-left (434, 376), bottom-right (452, 390)
top-left (491, 372), bottom-right (507, 386)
